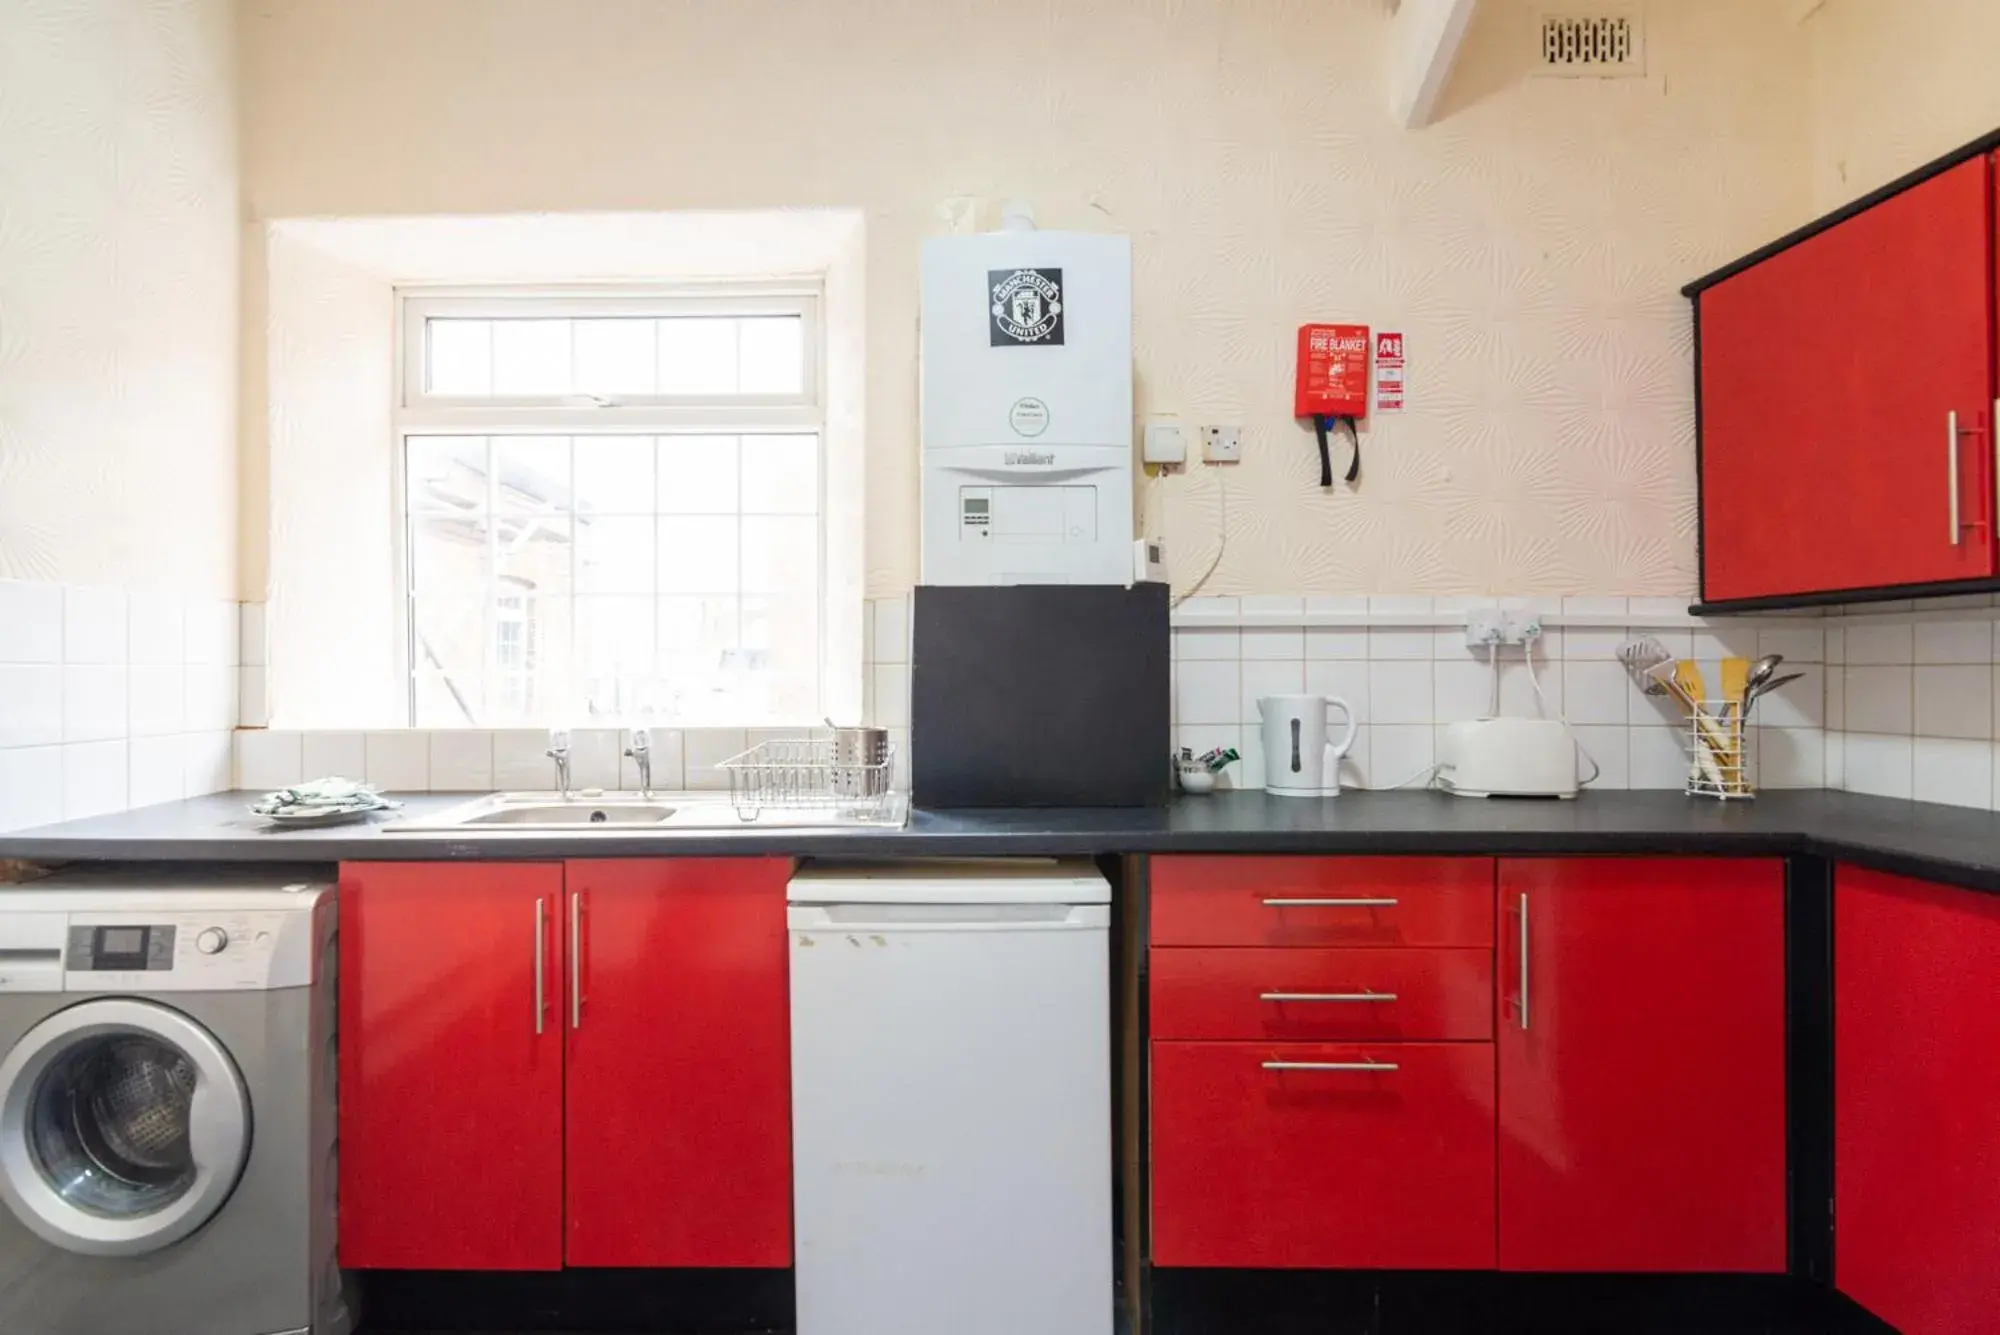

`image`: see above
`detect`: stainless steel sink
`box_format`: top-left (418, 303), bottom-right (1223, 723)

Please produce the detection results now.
top-left (386, 790), bottom-right (907, 833)
top-left (463, 801), bottom-right (676, 827)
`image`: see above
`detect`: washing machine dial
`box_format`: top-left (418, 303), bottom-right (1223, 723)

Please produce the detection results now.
top-left (195, 927), bottom-right (229, 955)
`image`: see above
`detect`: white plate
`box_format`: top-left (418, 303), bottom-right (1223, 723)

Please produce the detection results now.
top-left (258, 803), bottom-right (391, 827)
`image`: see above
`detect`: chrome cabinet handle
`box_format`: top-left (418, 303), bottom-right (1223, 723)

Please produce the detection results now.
top-left (1262, 1060), bottom-right (1399, 1073)
top-left (1517, 890), bottom-right (1530, 1033)
top-left (569, 893), bottom-right (583, 1030)
top-left (533, 898), bottom-right (546, 1036)
top-left (1260, 991), bottom-right (1397, 1003)
top-left (1951, 410), bottom-right (1964, 544)
top-left (1261, 897), bottom-right (1398, 907)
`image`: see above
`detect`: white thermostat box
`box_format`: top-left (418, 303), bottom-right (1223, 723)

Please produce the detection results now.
top-left (920, 227), bottom-right (1134, 585)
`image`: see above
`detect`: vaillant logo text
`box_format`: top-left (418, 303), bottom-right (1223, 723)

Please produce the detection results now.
top-left (1004, 451), bottom-right (1056, 466)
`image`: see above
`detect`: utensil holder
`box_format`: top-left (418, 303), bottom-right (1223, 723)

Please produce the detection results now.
top-left (1683, 700), bottom-right (1753, 800)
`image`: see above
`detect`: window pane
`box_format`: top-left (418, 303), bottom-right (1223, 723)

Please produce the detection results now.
top-left (740, 434), bottom-right (818, 514)
top-left (737, 317), bottom-right (804, 395)
top-left (742, 516), bottom-right (818, 594)
top-left (576, 595), bottom-right (654, 720)
top-left (576, 515), bottom-right (655, 593)
top-left (657, 318), bottom-right (739, 394)
top-left (574, 437), bottom-right (654, 516)
top-left (426, 321), bottom-right (492, 396)
top-left (493, 437), bottom-right (570, 512)
top-left (657, 436), bottom-right (738, 514)
top-left (658, 517), bottom-right (739, 594)
top-left (493, 512), bottom-right (573, 596)
top-left (573, 319), bottom-right (657, 396)
top-left (411, 593), bottom-right (486, 723)
top-left (409, 512), bottom-right (492, 602)
top-left (492, 319), bottom-right (573, 395)
top-left (407, 437), bottom-right (490, 512)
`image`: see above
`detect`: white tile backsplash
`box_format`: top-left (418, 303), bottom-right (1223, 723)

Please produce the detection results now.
top-left (684, 728), bottom-right (747, 790)
top-left (0, 582), bottom-right (62, 664)
top-left (1238, 660), bottom-right (1303, 724)
top-left (1913, 665), bottom-right (1992, 741)
top-left (62, 740), bottom-right (127, 820)
top-left (130, 666), bottom-right (185, 737)
top-left (1846, 623), bottom-right (1914, 666)
top-left (301, 731), bottom-right (366, 781)
top-left (0, 746), bottom-right (64, 832)
top-left (62, 665), bottom-right (127, 743)
top-left (1913, 737), bottom-right (1991, 809)
top-left (430, 731), bottom-right (496, 791)
top-left (127, 735), bottom-right (186, 808)
top-left (1843, 667), bottom-right (1913, 735)
top-left (364, 731), bottom-right (431, 791)
top-left (1844, 732), bottom-right (1913, 800)
top-left (237, 730), bottom-right (303, 791)
top-left (1368, 660), bottom-right (1433, 725)
top-left (1915, 619), bottom-right (1994, 665)
top-left (0, 665), bottom-right (63, 748)
top-left (1177, 660), bottom-right (1239, 726)
top-left (128, 594), bottom-right (185, 666)
top-left (62, 586), bottom-right (127, 665)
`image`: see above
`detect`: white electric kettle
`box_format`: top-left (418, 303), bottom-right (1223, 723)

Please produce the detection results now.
top-left (1259, 694), bottom-right (1359, 797)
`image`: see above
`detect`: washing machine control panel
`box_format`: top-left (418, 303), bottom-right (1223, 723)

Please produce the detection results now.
top-left (55, 909), bottom-right (311, 991)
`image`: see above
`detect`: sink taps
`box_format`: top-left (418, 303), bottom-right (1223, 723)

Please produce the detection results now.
top-left (625, 728), bottom-right (653, 797)
top-left (546, 728), bottom-right (572, 797)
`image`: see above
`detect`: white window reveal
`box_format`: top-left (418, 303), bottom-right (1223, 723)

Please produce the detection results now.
top-left (397, 286), bottom-right (824, 728)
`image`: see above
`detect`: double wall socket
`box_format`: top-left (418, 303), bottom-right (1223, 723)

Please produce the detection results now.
top-left (1464, 605), bottom-right (1544, 651)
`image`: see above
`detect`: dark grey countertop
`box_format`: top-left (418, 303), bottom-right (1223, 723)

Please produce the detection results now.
top-left (3, 788), bottom-right (1999, 893)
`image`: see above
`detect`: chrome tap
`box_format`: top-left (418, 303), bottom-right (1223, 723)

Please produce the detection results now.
top-left (546, 728), bottom-right (573, 797)
top-left (624, 728), bottom-right (653, 797)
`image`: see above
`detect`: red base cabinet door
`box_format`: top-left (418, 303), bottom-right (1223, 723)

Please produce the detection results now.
top-left (1497, 859), bottom-right (1786, 1273)
top-left (338, 862), bottom-right (566, 1270)
top-left (563, 858), bottom-right (793, 1267)
top-left (1151, 1041), bottom-right (1496, 1269)
top-left (1837, 868), bottom-right (2000, 1333)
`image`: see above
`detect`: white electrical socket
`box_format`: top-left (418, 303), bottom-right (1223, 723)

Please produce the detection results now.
top-left (1464, 609), bottom-right (1505, 650)
top-left (1144, 418), bottom-right (1188, 465)
top-left (1502, 608), bottom-right (1544, 646)
top-left (1202, 425), bottom-right (1242, 463)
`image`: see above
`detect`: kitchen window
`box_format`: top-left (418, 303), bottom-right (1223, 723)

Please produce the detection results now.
top-left (397, 286), bottom-right (825, 727)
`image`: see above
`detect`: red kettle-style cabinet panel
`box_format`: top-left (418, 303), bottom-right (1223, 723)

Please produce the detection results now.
top-left (1496, 859), bottom-right (1787, 1273)
top-left (338, 862), bottom-right (567, 1271)
top-left (1698, 153), bottom-right (1997, 602)
top-left (1837, 868), bottom-right (2000, 1334)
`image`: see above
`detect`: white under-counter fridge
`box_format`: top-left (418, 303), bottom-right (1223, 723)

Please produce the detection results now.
top-left (787, 859), bottom-right (1113, 1335)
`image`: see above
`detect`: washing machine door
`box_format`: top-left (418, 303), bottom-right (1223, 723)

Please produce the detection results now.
top-left (0, 998), bottom-right (250, 1257)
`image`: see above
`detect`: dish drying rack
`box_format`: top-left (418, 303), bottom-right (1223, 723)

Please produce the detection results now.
top-left (1619, 639), bottom-right (1757, 800)
top-left (717, 737), bottom-right (899, 821)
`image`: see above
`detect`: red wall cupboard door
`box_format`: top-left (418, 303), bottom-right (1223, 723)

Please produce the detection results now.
top-left (1698, 154), bottom-right (1997, 601)
top-left (562, 858), bottom-right (794, 1267)
top-left (1496, 858), bottom-right (1786, 1272)
top-left (337, 862), bottom-right (566, 1270)
top-left (1836, 868), bottom-right (2000, 1333)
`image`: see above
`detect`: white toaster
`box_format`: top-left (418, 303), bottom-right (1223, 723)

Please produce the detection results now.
top-left (1436, 718), bottom-right (1578, 799)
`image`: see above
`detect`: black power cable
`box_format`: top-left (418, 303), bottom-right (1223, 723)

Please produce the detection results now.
top-left (1313, 415), bottom-right (1361, 487)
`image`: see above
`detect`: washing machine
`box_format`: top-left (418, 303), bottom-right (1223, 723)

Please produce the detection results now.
top-left (0, 866), bottom-right (348, 1335)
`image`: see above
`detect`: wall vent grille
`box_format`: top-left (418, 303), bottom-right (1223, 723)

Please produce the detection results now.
top-left (1537, 10), bottom-right (1645, 77)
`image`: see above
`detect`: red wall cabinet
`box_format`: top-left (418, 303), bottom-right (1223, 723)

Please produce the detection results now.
top-left (338, 862), bottom-right (567, 1270)
top-left (1496, 858), bottom-right (1787, 1273)
top-left (563, 858), bottom-right (793, 1268)
top-left (1696, 153), bottom-right (1998, 604)
top-left (1836, 867), bottom-right (2000, 1333)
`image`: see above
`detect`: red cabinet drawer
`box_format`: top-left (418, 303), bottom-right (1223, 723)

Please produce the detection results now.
top-left (1150, 947), bottom-right (1493, 1042)
top-left (1151, 1040), bottom-right (1496, 1269)
top-left (1151, 857), bottom-right (1495, 947)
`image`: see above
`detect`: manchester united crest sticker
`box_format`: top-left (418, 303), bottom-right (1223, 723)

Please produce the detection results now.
top-left (988, 268), bottom-right (1064, 346)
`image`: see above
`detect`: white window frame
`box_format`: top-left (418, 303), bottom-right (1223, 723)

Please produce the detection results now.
top-left (391, 281), bottom-right (829, 729)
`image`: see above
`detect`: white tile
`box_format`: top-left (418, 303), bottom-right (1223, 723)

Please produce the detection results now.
top-left (1369, 628), bottom-right (1433, 661)
top-left (1500, 654), bottom-right (1562, 719)
top-left (1241, 626), bottom-right (1305, 661)
top-left (1914, 664), bottom-right (1993, 740)
top-left (63, 586), bottom-right (127, 664)
top-left (569, 729), bottom-right (622, 789)
top-left (1305, 660), bottom-right (1370, 719)
top-left (0, 664), bottom-right (63, 747)
top-left (1303, 595), bottom-right (1369, 615)
top-left (1844, 667), bottom-right (1914, 735)
top-left (1369, 660), bottom-right (1433, 725)
top-left (1562, 596), bottom-right (1628, 617)
top-left (127, 593), bottom-right (184, 665)
top-left (1557, 660), bottom-right (1629, 726)
top-left (364, 732), bottom-right (430, 792)
top-left (1175, 628), bottom-right (1240, 661)
top-left (1629, 725), bottom-right (1690, 790)
top-left (1239, 660), bottom-right (1304, 725)
top-left (62, 665), bottom-right (126, 742)
top-left (1562, 625), bottom-right (1630, 661)
top-left (1180, 596), bottom-right (1240, 616)
top-left (871, 596), bottom-right (909, 664)
top-left (239, 602), bottom-right (267, 667)
top-left (430, 731), bottom-right (496, 791)
top-left (1176, 660), bottom-right (1239, 725)
top-left (1754, 664), bottom-right (1824, 730)
top-left (1571, 725), bottom-right (1629, 790)
top-left (1914, 737), bottom-right (1992, 809)
top-left (1915, 619), bottom-right (1994, 665)
top-left (861, 601), bottom-right (875, 666)
top-left (1758, 627), bottom-right (1824, 665)
top-left (618, 729), bottom-right (683, 791)
top-left (1844, 733), bottom-right (1914, 800)
top-left (0, 581), bottom-right (62, 663)
top-left (0, 746), bottom-right (63, 832)
top-left (1175, 725), bottom-right (1243, 788)
top-left (1233, 723), bottom-right (1266, 791)
top-left (1241, 595), bottom-right (1304, 617)
top-left (237, 731), bottom-right (303, 791)
top-left (127, 735), bottom-right (185, 808)
top-left (1370, 725), bottom-right (1435, 788)
top-left (129, 665), bottom-right (184, 737)
top-left (1826, 669), bottom-right (1845, 730)
top-left (862, 669), bottom-right (876, 727)
top-left (1626, 596), bottom-right (1692, 620)
top-left (1846, 623), bottom-right (1914, 666)
top-left (237, 665), bottom-right (268, 728)
top-left (183, 731), bottom-right (233, 797)
top-left (1431, 627), bottom-right (1480, 662)
top-left (1368, 595), bottom-right (1432, 615)
top-left (1759, 728), bottom-right (1824, 790)
top-left (1433, 659), bottom-right (1493, 724)
top-left (61, 740), bottom-right (125, 820)
top-left (302, 731), bottom-right (366, 780)
top-left (1690, 624), bottom-right (1760, 662)
top-left (1304, 627), bottom-right (1368, 660)
top-left (184, 598), bottom-right (238, 666)
top-left (1824, 731), bottom-right (1846, 789)
top-left (871, 664), bottom-right (911, 728)
top-left (684, 728), bottom-right (747, 790)
top-left (183, 664), bottom-right (237, 734)
top-left (1824, 627), bottom-right (1845, 665)
top-left (493, 730), bottom-right (559, 789)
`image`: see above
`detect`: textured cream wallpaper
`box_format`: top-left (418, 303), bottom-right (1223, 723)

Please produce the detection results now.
top-left (1807, 0), bottom-right (2000, 212)
top-left (0, 0), bottom-right (239, 595)
top-left (240, 0), bottom-right (1810, 598)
